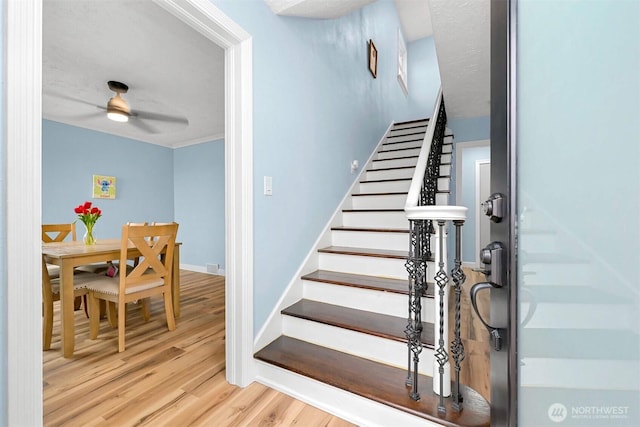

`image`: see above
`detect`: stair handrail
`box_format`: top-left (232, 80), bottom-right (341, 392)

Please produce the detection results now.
top-left (403, 87), bottom-right (468, 414)
top-left (405, 86), bottom-right (442, 212)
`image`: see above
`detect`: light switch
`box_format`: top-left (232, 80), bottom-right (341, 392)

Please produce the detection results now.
top-left (264, 176), bottom-right (273, 196)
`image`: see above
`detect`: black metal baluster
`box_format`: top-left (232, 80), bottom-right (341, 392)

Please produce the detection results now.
top-left (450, 219), bottom-right (466, 411)
top-left (404, 219), bottom-right (427, 400)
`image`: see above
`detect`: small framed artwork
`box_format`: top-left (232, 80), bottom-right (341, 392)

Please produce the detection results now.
top-left (93, 174), bottom-right (116, 199)
top-left (368, 39), bottom-right (378, 78)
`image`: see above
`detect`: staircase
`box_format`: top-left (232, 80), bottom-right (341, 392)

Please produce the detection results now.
top-left (254, 119), bottom-right (490, 426)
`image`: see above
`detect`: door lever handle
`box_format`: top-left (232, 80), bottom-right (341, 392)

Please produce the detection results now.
top-left (470, 281), bottom-right (503, 351)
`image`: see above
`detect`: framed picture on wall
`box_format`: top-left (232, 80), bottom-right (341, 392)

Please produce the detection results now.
top-left (368, 39), bottom-right (378, 78)
top-left (93, 174), bottom-right (116, 199)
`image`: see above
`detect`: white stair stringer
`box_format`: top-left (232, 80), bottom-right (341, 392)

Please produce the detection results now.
top-left (253, 118), bottom-right (460, 425)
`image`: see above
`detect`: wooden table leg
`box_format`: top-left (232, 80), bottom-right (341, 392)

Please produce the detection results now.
top-left (60, 259), bottom-right (75, 358)
top-left (172, 245), bottom-right (180, 318)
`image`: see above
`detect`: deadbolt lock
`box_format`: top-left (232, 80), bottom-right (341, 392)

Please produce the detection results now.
top-left (481, 193), bottom-right (505, 223)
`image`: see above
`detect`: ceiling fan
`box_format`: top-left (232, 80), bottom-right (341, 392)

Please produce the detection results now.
top-left (102, 80), bottom-right (189, 133)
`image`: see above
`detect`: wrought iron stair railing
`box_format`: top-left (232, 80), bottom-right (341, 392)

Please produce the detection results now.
top-left (404, 87), bottom-right (468, 414)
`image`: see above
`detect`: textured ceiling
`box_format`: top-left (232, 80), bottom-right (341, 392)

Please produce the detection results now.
top-left (428, 0), bottom-right (490, 119)
top-left (264, 0), bottom-right (377, 18)
top-left (43, 0), bottom-right (488, 149)
top-left (43, 0), bottom-right (225, 149)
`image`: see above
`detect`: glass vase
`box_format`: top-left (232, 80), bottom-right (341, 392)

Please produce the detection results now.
top-left (83, 223), bottom-right (96, 245)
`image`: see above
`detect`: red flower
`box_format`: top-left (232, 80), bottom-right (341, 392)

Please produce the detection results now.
top-left (74, 201), bottom-right (102, 228)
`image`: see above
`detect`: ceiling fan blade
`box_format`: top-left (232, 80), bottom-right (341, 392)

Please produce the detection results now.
top-left (129, 117), bottom-right (160, 134)
top-left (130, 109), bottom-right (189, 125)
top-left (44, 91), bottom-right (104, 110)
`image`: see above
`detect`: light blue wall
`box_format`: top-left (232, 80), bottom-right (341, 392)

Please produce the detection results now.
top-left (518, 0), bottom-right (639, 424)
top-left (406, 36), bottom-right (441, 117)
top-left (211, 0), bottom-right (440, 332)
top-left (42, 120), bottom-right (175, 239)
top-left (449, 116), bottom-right (490, 143)
top-left (447, 116), bottom-right (490, 263)
top-left (0, 3), bottom-right (6, 422)
top-left (174, 140), bottom-right (225, 270)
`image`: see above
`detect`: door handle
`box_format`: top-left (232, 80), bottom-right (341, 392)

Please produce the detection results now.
top-left (470, 282), bottom-right (503, 351)
top-left (470, 241), bottom-right (507, 351)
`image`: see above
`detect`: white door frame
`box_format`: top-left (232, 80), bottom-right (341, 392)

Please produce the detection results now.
top-left (475, 159), bottom-right (491, 268)
top-left (4, 0), bottom-right (254, 423)
top-left (454, 139), bottom-right (490, 267)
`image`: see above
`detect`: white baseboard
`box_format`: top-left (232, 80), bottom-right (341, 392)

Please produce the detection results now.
top-left (180, 263), bottom-right (226, 276)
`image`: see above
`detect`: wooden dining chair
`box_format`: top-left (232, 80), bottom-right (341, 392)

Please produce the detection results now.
top-left (41, 256), bottom-right (103, 350)
top-left (42, 222), bottom-right (77, 243)
top-left (87, 222), bottom-right (179, 352)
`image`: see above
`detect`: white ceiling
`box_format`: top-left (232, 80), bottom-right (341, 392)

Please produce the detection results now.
top-left (43, 0), bottom-right (225, 149)
top-left (43, 0), bottom-right (488, 149)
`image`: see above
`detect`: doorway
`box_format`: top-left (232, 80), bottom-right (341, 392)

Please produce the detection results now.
top-left (4, 0), bottom-right (253, 423)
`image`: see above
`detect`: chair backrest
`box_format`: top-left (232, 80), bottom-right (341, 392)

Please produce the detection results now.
top-left (119, 222), bottom-right (179, 293)
top-left (42, 223), bottom-right (77, 243)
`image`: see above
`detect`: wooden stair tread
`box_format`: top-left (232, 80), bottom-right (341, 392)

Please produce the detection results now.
top-left (394, 118), bottom-right (430, 126)
top-left (372, 154), bottom-right (419, 161)
top-left (386, 131), bottom-right (426, 138)
top-left (255, 336), bottom-right (490, 427)
top-left (331, 225), bottom-right (408, 233)
top-left (383, 138), bottom-right (425, 145)
top-left (378, 147), bottom-right (422, 155)
top-left (318, 246), bottom-right (408, 259)
top-left (282, 299), bottom-right (432, 345)
top-left (302, 269), bottom-right (434, 297)
top-left (367, 165), bottom-right (415, 172)
top-left (359, 178), bottom-right (411, 184)
top-left (351, 192), bottom-right (407, 197)
top-left (342, 208), bottom-right (404, 212)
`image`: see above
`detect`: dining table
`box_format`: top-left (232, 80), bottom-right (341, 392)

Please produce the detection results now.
top-left (42, 238), bottom-right (182, 358)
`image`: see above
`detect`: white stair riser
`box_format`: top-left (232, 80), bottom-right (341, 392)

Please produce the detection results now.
top-left (393, 120), bottom-right (428, 130)
top-left (370, 157), bottom-right (418, 170)
top-left (331, 229), bottom-right (409, 251)
top-left (438, 177), bottom-right (450, 191)
top-left (342, 211), bottom-right (409, 228)
top-left (386, 133), bottom-right (424, 144)
top-left (521, 358), bottom-right (639, 391)
top-left (359, 179), bottom-right (411, 194)
top-left (283, 317), bottom-right (434, 376)
top-left (441, 144), bottom-right (452, 154)
top-left (318, 253), bottom-right (408, 279)
top-left (519, 232), bottom-right (558, 252)
top-left (377, 147), bottom-right (421, 160)
top-left (351, 194), bottom-right (407, 210)
top-left (521, 302), bottom-right (635, 330)
top-left (439, 164), bottom-right (451, 175)
top-left (366, 168), bottom-right (414, 181)
top-left (303, 281), bottom-right (433, 320)
top-left (435, 192), bottom-right (448, 205)
top-left (381, 140), bottom-right (423, 151)
top-left (388, 126), bottom-right (427, 137)
top-left (521, 263), bottom-right (591, 287)
top-left (440, 153), bottom-right (452, 164)
top-left (389, 123), bottom-right (427, 135)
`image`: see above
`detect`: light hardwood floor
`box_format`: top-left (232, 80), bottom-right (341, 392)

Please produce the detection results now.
top-left (44, 271), bottom-right (355, 427)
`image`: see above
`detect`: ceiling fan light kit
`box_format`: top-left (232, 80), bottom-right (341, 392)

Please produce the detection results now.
top-left (106, 81), bottom-right (130, 122)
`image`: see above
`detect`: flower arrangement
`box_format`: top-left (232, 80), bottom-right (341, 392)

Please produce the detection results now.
top-left (74, 201), bottom-right (102, 245)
